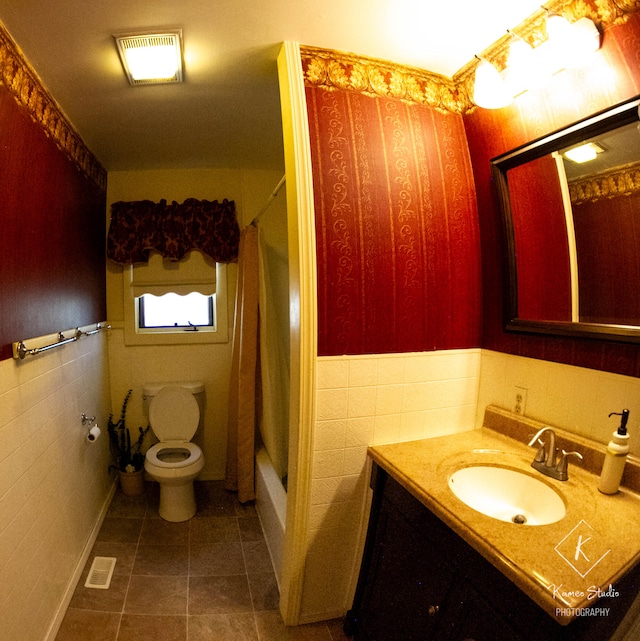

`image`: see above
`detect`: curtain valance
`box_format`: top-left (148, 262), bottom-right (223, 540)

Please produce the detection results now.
top-left (106, 198), bottom-right (240, 265)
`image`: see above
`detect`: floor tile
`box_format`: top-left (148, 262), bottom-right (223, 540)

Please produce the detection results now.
top-left (326, 618), bottom-right (352, 641)
top-left (238, 516), bottom-right (264, 541)
top-left (69, 572), bottom-right (130, 612)
top-left (107, 490), bottom-right (150, 519)
top-left (117, 614), bottom-right (187, 641)
top-left (188, 575), bottom-right (253, 614)
top-left (247, 572), bottom-right (280, 611)
top-left (54, 481), bottom-right (350, 641)
top-left (55, 608), bottom-right (120, 641)
top-left (190, 541), bottom-right (246, 576)
top-left (254, 611), bottom-right (334, 640)
top-left (190, 515), bottom-right (240, 543)
top-left (242, 540), bottom-right (275, 574)
top-left (125, 575), bottom-right (189, 615)
top-left (97, 517), bottom-right (143, 544)
top-left (134, 544), bottom-right (189, 575)
top-left (194, 482), bottom-right (237, 516)
top-left (140, 518), bottom-right (190, 545)
top-left (187, 613), bottom-right (258, 641)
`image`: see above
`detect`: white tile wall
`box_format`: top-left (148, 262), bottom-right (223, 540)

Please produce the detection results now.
top-left (300, 347), bottom-right (640, 623)
top-left (0, 333), bottom-right (111, 641)
top-left (477, 350), bottom-right (640, 457)
top-left (301, 349), bottom-right (481, 621)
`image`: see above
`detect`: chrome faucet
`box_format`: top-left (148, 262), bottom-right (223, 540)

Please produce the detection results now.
top-left (527, 427), bottom-right (583, 481)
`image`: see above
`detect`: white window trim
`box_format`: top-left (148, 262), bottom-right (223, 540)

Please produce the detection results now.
top-left (123, 262), bottom-right (229, 346)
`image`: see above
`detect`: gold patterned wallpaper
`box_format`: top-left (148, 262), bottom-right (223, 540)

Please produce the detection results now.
top-left (569, 160), bottom-right (640, 203)
top-left (301, 0), bottom-right (640, 116)
top-left (0, 23), bottom-right (106, 190)
top-left (301, 47), bottom-right (463, 114)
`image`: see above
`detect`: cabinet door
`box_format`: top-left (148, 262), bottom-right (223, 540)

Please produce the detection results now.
top-left (356, 497), bottom-right (457, 641)
top-left (442, 583), bottom-right (525, 641)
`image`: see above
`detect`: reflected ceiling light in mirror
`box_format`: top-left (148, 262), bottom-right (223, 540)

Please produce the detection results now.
top-left (115, 30), bottom-right (184, 85)
top-left (563, 142), bottom-right (606, 163)
top-left (472, 15), bottom-right (601, 109)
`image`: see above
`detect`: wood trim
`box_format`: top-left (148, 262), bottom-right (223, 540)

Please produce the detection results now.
top-left (277, 41), bottom-right (318, 626)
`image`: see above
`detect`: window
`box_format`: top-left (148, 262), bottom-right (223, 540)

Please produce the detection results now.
top-left (123, 251), bottom-right (229, 345)
top-left (138, 292), bottom-right (215, 331)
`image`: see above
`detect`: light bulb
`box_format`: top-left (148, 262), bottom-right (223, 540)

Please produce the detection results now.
top-left (473, 60), bottom-right (512, 109)
top-left (505, 36), bottom-right (548, 96)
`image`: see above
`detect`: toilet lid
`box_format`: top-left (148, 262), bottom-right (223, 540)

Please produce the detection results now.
top-left (149, 386), bottom-right (199, 441)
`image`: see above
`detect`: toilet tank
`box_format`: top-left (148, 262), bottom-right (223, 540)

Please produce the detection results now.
top-left (143, 382), bottom-right (206, 445)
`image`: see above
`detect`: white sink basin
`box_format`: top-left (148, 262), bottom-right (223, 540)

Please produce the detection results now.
top-left (448, 465), bottom-right (566, 526)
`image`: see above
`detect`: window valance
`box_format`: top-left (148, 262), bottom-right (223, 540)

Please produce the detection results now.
top-left (106, 198), bottom-right (240, 265)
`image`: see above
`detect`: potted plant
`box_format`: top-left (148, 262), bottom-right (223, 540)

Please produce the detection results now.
top-left (108, 389), bottom-right (150, 496)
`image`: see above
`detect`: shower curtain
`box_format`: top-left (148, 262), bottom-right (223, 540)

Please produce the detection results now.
top-left (225, 224), bottom-right (259, 503)
top-left (257, 226), bottom-right (289, 482)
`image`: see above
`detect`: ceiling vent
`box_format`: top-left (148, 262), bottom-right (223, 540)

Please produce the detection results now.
top-left (114, 30), bottom-right (184, 86)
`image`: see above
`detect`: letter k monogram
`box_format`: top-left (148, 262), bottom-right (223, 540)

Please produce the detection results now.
top-left (574, 535), bottom-right (591, 562)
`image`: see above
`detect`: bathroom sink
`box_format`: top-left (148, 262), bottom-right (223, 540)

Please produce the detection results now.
top-left (448, 465), bottom-right (566, 525)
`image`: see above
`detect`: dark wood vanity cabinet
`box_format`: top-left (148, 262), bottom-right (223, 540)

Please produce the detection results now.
top-left (345, 464), bottom-right (639, 641)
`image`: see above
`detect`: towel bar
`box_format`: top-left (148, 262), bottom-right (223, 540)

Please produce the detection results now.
top-left (12, 322), bottom-right (111, 360)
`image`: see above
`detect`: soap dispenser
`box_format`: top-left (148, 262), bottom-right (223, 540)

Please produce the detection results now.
top-left (598, 409), bottom-right (630, 495)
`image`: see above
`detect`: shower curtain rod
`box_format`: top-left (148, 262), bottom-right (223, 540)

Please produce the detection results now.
top-left (250, 174), bottom-right (286, 226)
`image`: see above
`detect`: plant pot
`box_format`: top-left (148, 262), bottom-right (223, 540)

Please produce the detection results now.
top-left (119, 469), bottom-right (144, 496)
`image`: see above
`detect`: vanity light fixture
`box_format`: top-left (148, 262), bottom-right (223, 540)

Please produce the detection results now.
top-left (563, 142), bottom-right (606, 163)
top-left (473, 58), bottom-right (512, 110)
top-left (114, 29), bottom-right (184, 85)
top-left (472, 15), bottom-right (601, 110)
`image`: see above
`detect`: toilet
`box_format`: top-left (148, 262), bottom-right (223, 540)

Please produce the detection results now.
top-left (143, 382), bottom-right (205, 522)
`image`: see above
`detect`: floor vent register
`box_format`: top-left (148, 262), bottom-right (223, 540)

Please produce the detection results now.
top-left (84, 556), bottom-right (117, 589)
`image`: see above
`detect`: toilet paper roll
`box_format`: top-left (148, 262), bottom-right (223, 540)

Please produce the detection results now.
top-left (87, 425), bottom-right (101, 442)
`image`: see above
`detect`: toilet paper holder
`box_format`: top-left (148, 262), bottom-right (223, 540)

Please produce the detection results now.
top-left (82, 413), bottom-right (101, 442)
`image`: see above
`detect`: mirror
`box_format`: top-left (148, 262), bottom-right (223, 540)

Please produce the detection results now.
top-left (491, 95), bottom-right (640, 343)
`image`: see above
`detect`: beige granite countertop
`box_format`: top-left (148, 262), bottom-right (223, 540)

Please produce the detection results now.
top-left (367, 407), bottom-right (640, 625)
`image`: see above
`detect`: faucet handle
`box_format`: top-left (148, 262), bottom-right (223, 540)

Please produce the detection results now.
top-left (556, 449), bottom-right (584, 479)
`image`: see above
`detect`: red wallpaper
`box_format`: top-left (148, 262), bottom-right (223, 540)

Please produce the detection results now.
top-left (0, 85), bottom-right (106, 360)
top-left (573, 192), bottom-right (640, 325)
top-left (465, 12), bottom-right (640, 377)
top-left (508, 155), bottom-right (571, 322)
top-left (306, 86), bottom-right (481, 356)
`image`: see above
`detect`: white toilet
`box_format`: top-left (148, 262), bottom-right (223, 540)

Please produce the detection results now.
top-left (143, 382), bottom-right (205, 522)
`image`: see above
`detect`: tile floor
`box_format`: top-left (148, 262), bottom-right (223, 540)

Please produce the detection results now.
top-left (55, 481), bottom-right (350, 641)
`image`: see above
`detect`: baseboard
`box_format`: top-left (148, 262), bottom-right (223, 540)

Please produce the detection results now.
top-left (43, 480), bottom-right (117, 641)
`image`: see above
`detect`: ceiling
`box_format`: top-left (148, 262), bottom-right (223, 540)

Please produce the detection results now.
top-left (0, 0), bottom-right (543, 172)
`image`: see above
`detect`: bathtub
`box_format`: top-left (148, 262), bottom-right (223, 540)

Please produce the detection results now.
top-left (255, 446), bottom-right (287, 587)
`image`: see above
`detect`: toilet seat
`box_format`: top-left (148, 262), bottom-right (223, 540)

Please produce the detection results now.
top-left (149, 385), bottom-right (200, 442)
top-left (146, 441), bottom-right (202, 469)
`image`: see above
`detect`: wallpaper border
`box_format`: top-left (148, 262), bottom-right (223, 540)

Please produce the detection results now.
top-left (300, 45), bottom-right (464, 115)
top-left (0, 22), bottom-right (106, 190)
top-left (569, 160), bottom-right (640, 203)
top-left (301, 0), bottom-right (640, 116)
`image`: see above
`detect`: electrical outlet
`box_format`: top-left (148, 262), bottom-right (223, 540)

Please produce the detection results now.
top-left (514, 386), bottom-right (528, 415)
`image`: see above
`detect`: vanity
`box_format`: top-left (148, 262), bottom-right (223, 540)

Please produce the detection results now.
top-left (345, 406), bottom-right (640, 641)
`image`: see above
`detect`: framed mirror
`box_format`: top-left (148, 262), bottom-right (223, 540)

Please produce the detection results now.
top-left (491, 95), bottom-right (640, 343)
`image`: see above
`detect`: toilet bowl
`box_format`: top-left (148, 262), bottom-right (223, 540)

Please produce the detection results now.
top-left (144, 384), bottom-right (205, 521)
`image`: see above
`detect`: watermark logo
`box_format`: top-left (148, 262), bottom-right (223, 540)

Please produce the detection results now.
top-left (554, 519), bottom-right (611, 578)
